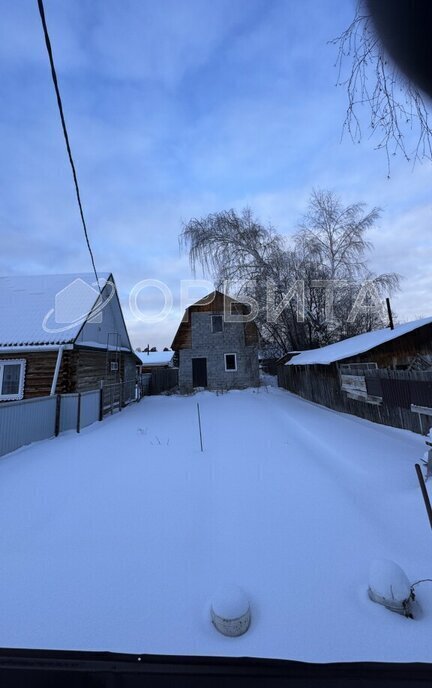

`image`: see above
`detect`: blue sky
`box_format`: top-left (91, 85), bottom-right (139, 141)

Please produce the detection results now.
top-left (1, 0), bottom-right (431, 349)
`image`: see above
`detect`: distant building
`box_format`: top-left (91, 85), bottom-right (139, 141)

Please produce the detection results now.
top-left (171, 290), bottom-right (259, 392)
top-left (136, 350), bottom-right (174, 373)
top-left (0, 273), bottom-right (139, 401)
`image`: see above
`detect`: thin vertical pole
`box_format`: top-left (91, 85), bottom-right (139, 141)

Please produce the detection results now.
top-left (197, 402), bottom-right (203, 452)
top-left (99, 384), bottom-right (104, 422)
top-left (54, 394), bottom-right (61, 437)
top-left (386, 298), bottom-right (394, 330)
top-left (415, 463), bottom-right (432, 530)
top-left (76, 392), bottom-right (81, 433)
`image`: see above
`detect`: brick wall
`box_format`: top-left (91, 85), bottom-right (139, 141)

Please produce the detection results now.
top-left (179, 311), bottom-right (259, 391)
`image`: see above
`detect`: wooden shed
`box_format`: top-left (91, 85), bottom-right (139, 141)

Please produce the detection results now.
top-left (0, 273), bottom-right (140, 401)
top-left (136, 350), bottom-right (174, 373)
top-left (278, 316), bottom-right (432, 434)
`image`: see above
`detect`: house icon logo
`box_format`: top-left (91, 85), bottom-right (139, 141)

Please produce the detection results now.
top-left (42, 278), bottom-right (115, 334)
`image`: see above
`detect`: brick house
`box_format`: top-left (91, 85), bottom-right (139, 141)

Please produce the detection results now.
top-left (171, 290), bottom-right (259, 392)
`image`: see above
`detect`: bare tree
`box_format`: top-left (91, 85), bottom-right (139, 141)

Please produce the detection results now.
top-left (296, 190), bottom-right (400, 343)
top-left (331, 1), bottom-right (432, 173)
top-left (180, 192), bottom-right (400, 354)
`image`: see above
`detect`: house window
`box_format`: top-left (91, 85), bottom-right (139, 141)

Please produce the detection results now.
top-left (0, 360), bottom-right (26, 401)
top-left (225, 353), bottom-right (237, 371)
top-left (212, 315), bottom-right (223, 333)
top-left (110, 361), bottom-right (119, 372)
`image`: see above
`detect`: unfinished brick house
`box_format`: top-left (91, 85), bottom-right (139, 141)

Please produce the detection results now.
top-left (171, 290), bottom-right (260, 392)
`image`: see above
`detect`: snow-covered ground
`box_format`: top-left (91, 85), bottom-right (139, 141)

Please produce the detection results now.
top-left (0, 383), bottom-right (431, 662)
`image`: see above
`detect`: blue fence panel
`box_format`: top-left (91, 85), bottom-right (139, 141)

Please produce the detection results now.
top-left (59, 394), bottom-right (79, 433)
top-left (0, 396), bottom-right (57, 458)
top-left (80, 390), bottom-right (100, 429)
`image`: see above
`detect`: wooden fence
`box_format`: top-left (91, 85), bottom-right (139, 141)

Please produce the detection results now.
top-left (148, 368), bottom-right (178, 395)
top-left (278, 364), bottom-right (432, 435)
top-left (137, 368), bottom-right (178, 396)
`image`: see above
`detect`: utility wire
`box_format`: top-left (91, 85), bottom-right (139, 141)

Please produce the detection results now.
top-left (37, 0), bottom-right (102, 295)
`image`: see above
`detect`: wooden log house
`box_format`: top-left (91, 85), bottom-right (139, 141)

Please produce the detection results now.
top-left (0, 273), bottom-right (140, 401)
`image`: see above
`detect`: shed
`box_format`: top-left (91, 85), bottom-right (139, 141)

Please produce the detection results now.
top-left (0, 273), bottom-right (140, 401)
top-left (136, 350), bottom-right (174, 373)
top-left (278, 316), bottom-right (432, 433)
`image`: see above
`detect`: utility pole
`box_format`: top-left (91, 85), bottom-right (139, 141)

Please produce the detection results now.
top-left (386, 298), bottom-right (394, 330)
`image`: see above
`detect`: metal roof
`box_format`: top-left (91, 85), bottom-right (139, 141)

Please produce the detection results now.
top-left (0, 273), bottom-right (110, 348)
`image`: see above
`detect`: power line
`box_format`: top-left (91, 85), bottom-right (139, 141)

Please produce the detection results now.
top-left (37, 0), bottom-right (101, 294)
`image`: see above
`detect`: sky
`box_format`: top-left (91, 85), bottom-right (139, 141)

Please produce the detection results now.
top-left (1, 0), bottom-right (431, 349)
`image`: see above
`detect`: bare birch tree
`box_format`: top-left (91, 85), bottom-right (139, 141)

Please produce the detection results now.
top-left (331, 1), bottom-right (432, 173)
top-left (180, 192), bottom-right (400, 354)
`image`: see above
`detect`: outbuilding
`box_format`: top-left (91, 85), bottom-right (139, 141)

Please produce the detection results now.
top-left (278, 316), bottom-right (432, 433)
top-left (136, 350), bottom-right (174, 373)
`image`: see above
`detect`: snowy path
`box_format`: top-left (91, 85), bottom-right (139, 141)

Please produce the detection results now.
top-left (0, 385), bottom-right (430, 662)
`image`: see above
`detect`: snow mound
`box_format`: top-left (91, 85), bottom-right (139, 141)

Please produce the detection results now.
top-left (368, 559), bottom-right (414, 617)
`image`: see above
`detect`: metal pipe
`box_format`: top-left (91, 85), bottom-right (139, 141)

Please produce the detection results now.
top-left (50, 346), bottom-right (64, 396)
top-left (0, 344), bottom-right (73, 353)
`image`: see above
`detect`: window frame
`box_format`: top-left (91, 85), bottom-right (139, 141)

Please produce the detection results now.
top-left (0, 359), bottom-right (26, 401)
top-left (211, 315), bottom-right (223, 333)
top-left (224, 353), bottom-right (237, 372)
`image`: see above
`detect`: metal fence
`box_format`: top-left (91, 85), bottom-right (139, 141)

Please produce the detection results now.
top-left (0, 395), bottom-right (57, 458)
top-left (59, 390), bottom-right (101, 433)
top-left (0, 372), bottom-right (179, 459)
top-left (0, 380), bottom-right (140, 459)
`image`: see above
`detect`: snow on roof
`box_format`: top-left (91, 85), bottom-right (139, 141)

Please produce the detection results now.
top-left (136, 350), bottom-right (173, 366)
top-left (0, 273), bottom-right (110, 348)
top-left (286, 315), bottom-right (432, 366)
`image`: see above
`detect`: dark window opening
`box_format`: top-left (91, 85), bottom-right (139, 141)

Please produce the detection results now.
top-left (212, 315), bottom-right (223, 333)
top-left (225, 353), bottom-right (237, 371)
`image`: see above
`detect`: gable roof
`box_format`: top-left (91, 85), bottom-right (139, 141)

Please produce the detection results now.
top-left (286, 316), bottom-right (432, 366)
top-left (171, 290), bottom-right (258, 350)
top-left (136, 351), bottom-right (174, 367)
top-left (0, 273), bottom-right (111, 348)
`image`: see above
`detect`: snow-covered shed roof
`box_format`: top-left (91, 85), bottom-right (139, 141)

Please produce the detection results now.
top-left (286, 316), bottom-right (432, 366)
top-left (136, 351), bottom-right (173, 367)
top-left (0, 273), bottom-right (110, 349)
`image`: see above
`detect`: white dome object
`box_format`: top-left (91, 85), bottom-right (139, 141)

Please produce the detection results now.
top-left (211, 585), bottom-right (251, 637)
top-left (368, 559), bottom-right (414, 617)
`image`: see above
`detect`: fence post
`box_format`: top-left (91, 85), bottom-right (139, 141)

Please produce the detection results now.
top-left (197, 402), bottom-right (204, 452)
top-left (76, 392), bottom-right (81, 433)
top-left (119, 380), bottom-right (123, 411)
top-left (54, 394), bottom-right (61, 437)
top-left (99, 383), bottom-right (104, 421)
top-left (415, 463), bottom-right (432, 530)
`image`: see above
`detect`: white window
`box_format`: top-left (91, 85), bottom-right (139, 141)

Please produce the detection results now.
top-left (211, 315), bottom-right (223, 333)
top-left (0, 359), bottom-right (26, 401)
top-left (224, 353), bottom-right (237, 371)
top-left (110, 361), bottom-right (119, 372)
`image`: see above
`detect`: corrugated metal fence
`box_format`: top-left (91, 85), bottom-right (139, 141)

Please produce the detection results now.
top-left (0, 372), bottom-right (178, 459)
top-left (0, 380), bottom-right (140, 459)
top-left (0, 396), bottom-right (58, 458)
